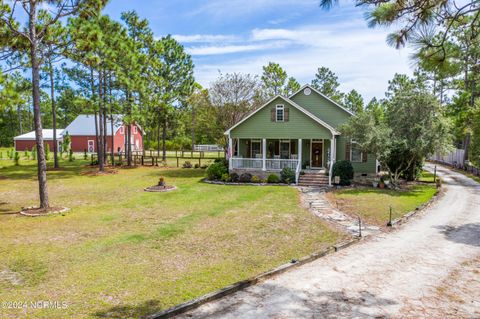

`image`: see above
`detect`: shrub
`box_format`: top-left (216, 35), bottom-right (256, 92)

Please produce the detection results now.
top-left (214, 157), bottom-right (228, 168)
top-left (239, 172), bottom-right (252, 183)
top-left (200, 164), bottom-right (208, 169)
top-left (206, 162), bottom-right (228, 180)
top-left (221, 173), bottom-right (230, 182)
top-left (24, 149), bottom-right (28, 158)
top-left (14, 152), bottom-right (20, 166)
top-left (267, 174), bottom-right (280, 183)
top-left (182, 161), bottom-right (193, 168)
top-left (68, 149), bottom-right (75, 162)
top-left (332, 160), bottom-right (354, 186)
top-left (31, 147), bottom-right (36, 160)
top-left (194, 163), bottom-right (200, 169)
top-left (251, 175), bottom-right (261, 183)
top-left (436, 177), bottom-right (442, 188)
top-left (229, 172), bottom-right (239, 182)
top-left (0, 151), bottom-right (2, 159)
top-left (9, 148), bottom-right (14, 159)
top-left (281, 167), bottom-right (296, 184)
top-left (84, 149), bottom-right (88, 160)
top-left (45, 143), bottom-right (50, 160)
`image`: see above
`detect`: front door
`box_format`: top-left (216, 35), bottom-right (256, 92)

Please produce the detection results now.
top-left (311, 141), bottom-right (323, 168)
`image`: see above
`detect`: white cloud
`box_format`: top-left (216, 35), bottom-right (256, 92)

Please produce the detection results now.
top-left (188, 21), bottom-right (413, 100)
top-left (173, 34), bottom-right (239, 43)
top-left (187, 44), bottom-right (267, 55)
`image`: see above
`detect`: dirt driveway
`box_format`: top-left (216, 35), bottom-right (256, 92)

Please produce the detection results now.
top-left (179, 165), bottom-right (480, 318)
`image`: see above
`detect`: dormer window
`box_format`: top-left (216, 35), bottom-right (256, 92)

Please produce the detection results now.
top-left (276, 105), bottom-right (284, 122)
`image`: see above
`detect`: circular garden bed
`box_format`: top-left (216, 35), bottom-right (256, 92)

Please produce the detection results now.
top-left (20, 206), bottom-right (70, 217)
top-left (144, 185), bottom-right (177, 192)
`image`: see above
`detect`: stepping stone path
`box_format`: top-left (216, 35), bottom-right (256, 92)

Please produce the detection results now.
top-left (297, 186), bottom-right (381, 237)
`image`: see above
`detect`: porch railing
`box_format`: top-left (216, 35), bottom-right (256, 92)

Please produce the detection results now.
top-left (231, 158), bottom-right (298, 171)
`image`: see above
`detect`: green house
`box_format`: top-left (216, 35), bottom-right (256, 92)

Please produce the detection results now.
top-left (225, 84), bottom-right (378, 186)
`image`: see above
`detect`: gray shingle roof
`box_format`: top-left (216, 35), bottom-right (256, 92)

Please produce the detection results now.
top-left (62, 114), bottom-right (123, 136)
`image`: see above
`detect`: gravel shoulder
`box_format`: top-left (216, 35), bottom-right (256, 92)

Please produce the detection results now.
top-left (179, 164), bottom-right (480, 318)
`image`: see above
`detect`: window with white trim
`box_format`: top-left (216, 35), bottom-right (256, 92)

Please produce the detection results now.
top-left (119, 126), bottom-right (124, 134)
top-left (350, 141), bottom-right (362, 162)
top-left (133, 126), bottom-right (137, 134)
top-left (276, 105), bottom-right (284, 122)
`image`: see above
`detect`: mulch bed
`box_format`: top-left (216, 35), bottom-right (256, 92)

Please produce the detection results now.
top-left (19, 206), bottom-right (70, 217)
top-left (80, 169), bottom-right (118, 176)
top-left (144, 185), bottom-right (177, 192)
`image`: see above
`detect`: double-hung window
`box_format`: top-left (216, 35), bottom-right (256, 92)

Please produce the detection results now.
top-left (276, 105), bottom-right (284, 122)
top-left (350, 141), bottom-right (363, 162)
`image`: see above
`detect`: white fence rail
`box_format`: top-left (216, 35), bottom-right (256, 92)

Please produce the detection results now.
top-left (231, 158), bottom-right (298, 171)
top-left (194, 144), bottom-right (224, 152)
top-left (429, 149), bottom-right (465, 167)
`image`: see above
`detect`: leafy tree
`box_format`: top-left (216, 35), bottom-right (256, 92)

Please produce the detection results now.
top-left (311, 66), bottom-right (343, 102)
top-left (0, 0), bottom-right (105, 209)
top-left (341, 77), bottom-right (452, 186)
top-left (156, 35), bottom-right (195, 160)
top-left (284, 77), bottom-right (301, 96)
top-left (210, 72), bottom-right (263, 147)
top-left (343, 89), bottom-right (364, 113)
top-left (261, 62), bottom-right (287, 97)
top-left (320, 0), bottom-right (479, 49)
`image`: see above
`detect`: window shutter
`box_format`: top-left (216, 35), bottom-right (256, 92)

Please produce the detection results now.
top-left (284, 108), bottom-right (289, 121)
top-left (345, 141), bottom-right (351, 161)
top-left (362, 152), bottom-right (368, 162)
top-left (271, 108), bottom-right (275, 121)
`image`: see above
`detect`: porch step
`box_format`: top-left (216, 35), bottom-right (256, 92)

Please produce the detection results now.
top-left (298, 172), bottom-right (329, 187)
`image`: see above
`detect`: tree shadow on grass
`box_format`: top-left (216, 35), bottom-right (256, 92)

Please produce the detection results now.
top-left (434, 223), bottom-right (480, 247)
top-left (93, 299), bottom-right (162, 319)
top-left (0, 202), bottom-right (17, 215)
top-left (147, 168), bottom-right (206, 179)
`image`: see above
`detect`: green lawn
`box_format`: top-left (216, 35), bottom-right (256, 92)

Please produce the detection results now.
top-left (0, 154), bottom-right (343, 319)
top-left (325, 184), bottom-right (437, 226)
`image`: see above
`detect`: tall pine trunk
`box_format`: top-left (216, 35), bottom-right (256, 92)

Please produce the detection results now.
top-left (162, 117), bottom-right (167, 161)
top-left (48, 58), bottom-right (59, 168)
top-left (98, 71), bottom-right (104, 172)
top-left (29, 2), bottom-right (49, 208)
top-left (108, 75), bottom-right (115, 165)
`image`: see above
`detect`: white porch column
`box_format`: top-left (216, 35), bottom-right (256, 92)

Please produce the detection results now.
top-left (262, 138), bottom-right (266, 171)
top-left (329, 135), bottom-right (335, 186)
top-left (298, 139), bottom-right (302, 168)
top-left (228, 136), bottom-right (233, 169)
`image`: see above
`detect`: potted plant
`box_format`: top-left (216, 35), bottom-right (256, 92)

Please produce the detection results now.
top-left (158, 176), bottom-right (165, 187)
top-left (372, 178), bottom-right (379, 188)
top-left (379, 176), bottom-right (385, 189)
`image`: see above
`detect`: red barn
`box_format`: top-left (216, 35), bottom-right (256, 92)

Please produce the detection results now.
top-left (63, 114), bottom-right (143, 153)
top-left (14, 129), bottom-right (64, 152)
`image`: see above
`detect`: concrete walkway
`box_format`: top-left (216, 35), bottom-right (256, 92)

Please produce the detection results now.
top-left (179, 165), bottom-right (480, 318)
top-left (298, 186), bottom-right (381, 237)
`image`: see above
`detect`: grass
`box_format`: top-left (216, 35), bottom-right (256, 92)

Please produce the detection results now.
top-left (325, 183), bottom-right (437, 226)
top-left (0, 153), bottom-right (343, 319)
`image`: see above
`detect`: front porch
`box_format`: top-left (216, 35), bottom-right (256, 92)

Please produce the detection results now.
top-left (227, 138), bottom-right (337, 184)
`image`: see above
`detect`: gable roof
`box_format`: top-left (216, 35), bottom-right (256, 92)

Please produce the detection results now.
top-left (224, 95), bottom-right (340, 136)
top-left (62, 114), bottom-right (124, 136)
top-left (289, 84), bottom-right (354, 116)
top-left (14, 129), bottom-right (64, 140)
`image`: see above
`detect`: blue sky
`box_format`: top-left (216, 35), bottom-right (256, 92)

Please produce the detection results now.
top-left (104, 0), bottom-right (413, 101)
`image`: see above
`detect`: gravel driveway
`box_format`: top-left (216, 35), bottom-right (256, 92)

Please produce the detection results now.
top-left (179, 165), bottom-right (480, 318)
